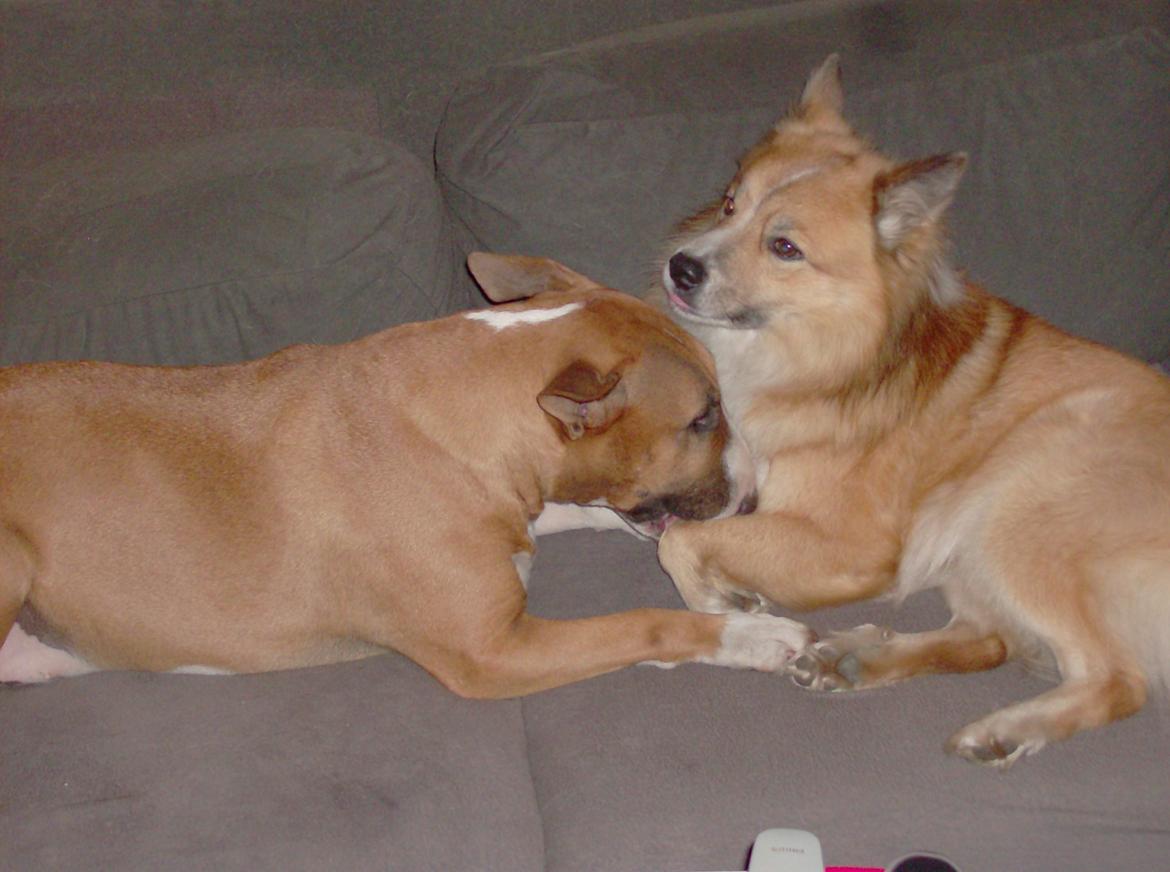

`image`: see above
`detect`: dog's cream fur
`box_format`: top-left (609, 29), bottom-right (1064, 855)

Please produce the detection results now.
top-left (655, 56), bottom-right (1170, 766)
top-left (0, 254), bottom-right (809, 695)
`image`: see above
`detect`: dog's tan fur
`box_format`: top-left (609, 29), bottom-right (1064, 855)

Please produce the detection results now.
top-left (0, 254), bottom-right (810, 696)
top-left (656, 56), bottom-right (1170, 765)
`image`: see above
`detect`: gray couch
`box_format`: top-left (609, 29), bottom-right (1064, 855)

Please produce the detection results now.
top-left (2, 2), bottom-right (1168, 870)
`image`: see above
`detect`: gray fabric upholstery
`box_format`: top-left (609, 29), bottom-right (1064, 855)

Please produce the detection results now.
top-left (4, 530), bottom-right (1169, 870)
top-left (1, 129), bottom-right (471, 366)
top-left (3, 2), bottom-right (1170, 870)
top-left (437, 0), bottom-right (1170, 362)
top-left (0, 654), bottom-right (543, 872)
top-left (524, 531), bottom-right (1170, 871)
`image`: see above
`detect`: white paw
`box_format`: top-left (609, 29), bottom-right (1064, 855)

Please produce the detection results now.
top-left (699, 613), bottom-right (813, 672)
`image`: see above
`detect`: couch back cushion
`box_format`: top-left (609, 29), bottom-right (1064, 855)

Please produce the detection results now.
top-left (436, 0), bottom-right (1170, 363)
top-left (2, 129), bottom-right (471, 366)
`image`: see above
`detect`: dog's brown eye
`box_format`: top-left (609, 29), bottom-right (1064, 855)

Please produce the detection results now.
top-left (721, 196), bottom-right (735, 216)
top-left (771, 237), bottom-right (803, 261)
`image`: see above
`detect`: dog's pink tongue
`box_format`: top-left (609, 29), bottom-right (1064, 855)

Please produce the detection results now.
top-left (656, 515), bottom-right (679, 535)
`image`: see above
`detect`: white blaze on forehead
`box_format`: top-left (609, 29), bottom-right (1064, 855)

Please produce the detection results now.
top-left (465, 302), bottom-right (582, 331)
top-left (746, 164), bottom-right (824, 216)
top-left (773, 164), bottom-right (823, 191)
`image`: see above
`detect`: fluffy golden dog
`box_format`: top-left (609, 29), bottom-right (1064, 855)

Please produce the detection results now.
top-left (656, 56), bottom-right (1170, 766)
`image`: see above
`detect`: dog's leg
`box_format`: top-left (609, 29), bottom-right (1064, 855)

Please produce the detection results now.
top-left (0, 527), bottom-right (33, 646)
top-left (0, 622), bottom-right (96, 684)
top-left (1, 528), bottom-right (93, 684)
top-left (406, 608), bottom-right (812, 698)
top-left (788, 619), bottom-right (1008, 692)
top-left (658, 511), bottom-right (897, 613)
top-left (946, 664), bottom-right (1147, 768)
top-left (942, 596), bottom-right (1148, 767)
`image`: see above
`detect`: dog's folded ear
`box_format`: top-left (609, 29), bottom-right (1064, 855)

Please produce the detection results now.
top-left (873, 153), bottom-right (969, 250)
top-left (468, 252), bottom-right (597, 303)
top-left (538, 360), bottom-right (628, 440)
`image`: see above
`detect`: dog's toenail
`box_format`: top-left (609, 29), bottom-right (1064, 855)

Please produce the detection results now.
top-left (791, 671), bottom-right (813, 688)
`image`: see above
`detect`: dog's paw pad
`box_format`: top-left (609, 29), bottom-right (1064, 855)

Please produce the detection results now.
top-left (786, 627), bottom-right (890, 692)
top-left (947, 725), bottom-right (1043, 769)
top-left (787, 643), bottom-right (853, 692)
top-left (836, 652), bottom-right (862, 684)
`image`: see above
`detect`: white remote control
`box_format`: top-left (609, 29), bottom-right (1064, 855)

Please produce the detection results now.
top-left (746, 828), bottom-right (824, 872)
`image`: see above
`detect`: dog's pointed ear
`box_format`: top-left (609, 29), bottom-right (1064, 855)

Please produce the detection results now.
top-left (468, 253), bottom-right (596, 303)
top-left (538, 361), bottom-right (627, 441)
top-left (873, 153), bottom-right (968, 250)
top-left (795, 54), bottom-right (849, 133)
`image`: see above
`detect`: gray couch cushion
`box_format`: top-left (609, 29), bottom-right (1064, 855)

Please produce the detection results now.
top-left (1, 128), bottom-right (471, 366)
top-left (0, 655), bottom-right (543, 872)
top-left (523, 530), bottom-right (1170, 871)
top-left (436, 0), bottom-right (1170, 362)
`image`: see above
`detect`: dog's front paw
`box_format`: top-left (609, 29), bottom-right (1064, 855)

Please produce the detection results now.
top-left (788, 624), bottom-right (892, 692)
top-left (946, 719), bottom-right (1046, 769)
top-left (700, 612), bottom-right (814, 672)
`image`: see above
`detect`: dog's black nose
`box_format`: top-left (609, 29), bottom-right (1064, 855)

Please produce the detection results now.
top-left (668, 252), bottom-right (706, 295)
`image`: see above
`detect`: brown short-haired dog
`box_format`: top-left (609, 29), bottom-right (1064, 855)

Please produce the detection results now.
top-left (0, 254), bottom-right (809, 695)
top-left (657, 56), bottom-right (1170, 766)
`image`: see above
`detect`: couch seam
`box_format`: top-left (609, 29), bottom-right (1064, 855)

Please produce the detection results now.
top-left (519, 695), bottom-right (550, 872)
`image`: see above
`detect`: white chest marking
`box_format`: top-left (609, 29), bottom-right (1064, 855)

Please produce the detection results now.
top-left (465, 303), bottom-right (582, 331)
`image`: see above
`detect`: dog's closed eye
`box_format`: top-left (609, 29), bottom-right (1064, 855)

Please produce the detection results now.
top-left (689, 401), bottom-right (721, 434)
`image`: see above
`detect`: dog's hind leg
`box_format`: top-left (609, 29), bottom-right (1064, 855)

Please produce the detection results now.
top-left (0, 526), bottom-right (33, 641)
top-left (0, 525), bottom-right (34, 681)
top-left (943, 613), bottom-right (1148, 768)
top-left (945, 664), bottom-right (1146, 768)
top-left (0, 527), bottom-right (92, 684)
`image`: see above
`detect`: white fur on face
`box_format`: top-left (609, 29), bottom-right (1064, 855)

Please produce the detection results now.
top-left (465, 303), bottom-right (582, 331)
